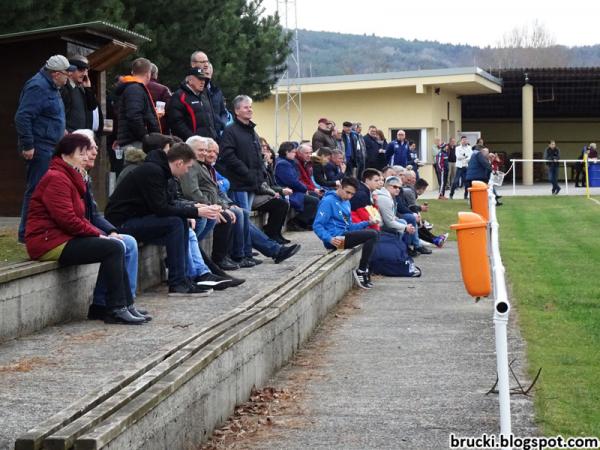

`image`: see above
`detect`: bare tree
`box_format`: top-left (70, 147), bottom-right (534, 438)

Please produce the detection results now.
top-left (477, 21), bottom-right (570, 69)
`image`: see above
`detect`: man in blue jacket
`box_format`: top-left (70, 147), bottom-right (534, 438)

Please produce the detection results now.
top-left (313, 177), bottom-right (379, 289)
top-left (15, 55), bottom-right (75, 243)
top-left (386, 130), bottom-right (409, 167)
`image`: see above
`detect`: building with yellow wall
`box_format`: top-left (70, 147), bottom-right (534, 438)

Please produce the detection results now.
top-left (252, 67), bottom-right (502, 185)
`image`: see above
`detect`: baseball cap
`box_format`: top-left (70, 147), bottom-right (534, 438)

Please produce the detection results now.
top-left (187, 67), bottom-right (208, 80)
top-left (45, 55), bottom-right (76, 72)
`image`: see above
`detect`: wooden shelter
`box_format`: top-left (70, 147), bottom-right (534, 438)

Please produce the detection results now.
top-left (0, 21), bottom-right (150, 215)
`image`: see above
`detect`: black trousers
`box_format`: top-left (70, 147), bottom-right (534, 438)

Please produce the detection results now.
top-left (59, 237), bottom-right (131, 309)
top-left (256, 197), bottom-right (289, 238)
top-left (211, 213), bottom-right (234, 263)
top-left (344, 229), bottom-right (379, 271)
top-left (294, 194), bottom-right (319, 229)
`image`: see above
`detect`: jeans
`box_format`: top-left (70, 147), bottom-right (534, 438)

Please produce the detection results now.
top-left (93, 234), bottom-right (138, 306)
top-left (450, 166), bottom-right (467, 198)
top-left (229, 191), bottom-right (255, 260)
top-left (548, 165), bottom-right (559, 191)
top-left (118, 215), bottom-right (188, 288)
top-left (400, 213), bottom-right (420, 248)
top-left (256, 197), bottom-right (289, 238)
top-left (249, 222), bottom-right (281, 258)
top-left (59, 237), bottom-right (131, 309)
top-left (186, 228), bottom-right (210, 278)
top-left (293, 194), bottom-right (319, 228)
top-left (19, 149), bottom-right (52, 242)
top-left (196, 218), bottom-right (216, 242)
top-left (230, 206), bottom-right (281, 258)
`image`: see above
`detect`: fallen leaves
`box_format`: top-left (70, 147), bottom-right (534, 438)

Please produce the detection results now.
top-left (198, 386), bottom-right (298, 449)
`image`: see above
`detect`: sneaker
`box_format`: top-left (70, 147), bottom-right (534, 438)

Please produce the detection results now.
top-left (408, 247), bottom-right (418, 257)
top-left (194, 273), bottom-right (233, 291)
top-left (227, 277), bottom-right (246, 287)
top-left (423, 220), bottom-right (434, 230)
top-left (365, 270), bottom-right (374, 288)
top-left (274, 244), bottom-right (301, 264)
top-left (248, 257), bottom-right (263, 266)
top-left (416, 245), bottom-right (432, 255)
top-left (433, 237), bottom-right (443, 248)
top-left (168, 283), bottom-right (213, 297)
top-left (216, 257), bottom-right (240, 271)
top-left (353, 269), bottom-right (371, 290)
top-left (556, 186), bottom-right (561, 195)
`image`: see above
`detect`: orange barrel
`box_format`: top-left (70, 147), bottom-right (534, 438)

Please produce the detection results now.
top-left (468, 180), bottom-right (489, 222)
top-left (450, 211), bottom-right (492, 297)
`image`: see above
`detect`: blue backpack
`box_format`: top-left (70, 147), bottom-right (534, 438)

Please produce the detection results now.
top-left (370, 231), bottom-right (422, 277)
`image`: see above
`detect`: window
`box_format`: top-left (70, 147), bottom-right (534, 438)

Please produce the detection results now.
top-left (390, 128), bottom-right (428, 162)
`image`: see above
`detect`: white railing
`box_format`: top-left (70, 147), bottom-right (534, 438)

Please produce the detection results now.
top-left (509, 158), bottom-right (587, 195)
top-left (487, 180), bottom-right (512, 448)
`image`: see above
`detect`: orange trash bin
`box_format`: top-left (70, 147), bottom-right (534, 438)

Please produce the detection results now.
top-left (468, 180), bottom-right (489, 222)
top-left (450, 211), bottom-right (492, 297)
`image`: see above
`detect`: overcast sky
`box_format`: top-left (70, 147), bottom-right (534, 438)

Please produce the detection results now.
top-left (263, 0), bottom-right (600, 48)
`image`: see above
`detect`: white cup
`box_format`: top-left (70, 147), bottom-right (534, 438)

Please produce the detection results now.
top-left (156, 101), bottom-right (166, 113)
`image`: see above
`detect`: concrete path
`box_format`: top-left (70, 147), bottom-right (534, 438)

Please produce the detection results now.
top-left (0, 231), bottom-right (323, 450)
top-left (422, 182), bottom-right (600, 199)
top-left (241, 242), bottom-right (538, 449)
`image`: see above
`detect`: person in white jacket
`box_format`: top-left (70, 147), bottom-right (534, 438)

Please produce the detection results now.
top-left (449, 136), bottom-right (472, 199)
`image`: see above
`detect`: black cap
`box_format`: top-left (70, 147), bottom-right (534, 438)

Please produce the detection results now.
top-left (187, 67), bottom-right (208, 80)
top-left (342, 121), bottom-right (353, 127)
top-left (69, 58), bottom-right (89, 70)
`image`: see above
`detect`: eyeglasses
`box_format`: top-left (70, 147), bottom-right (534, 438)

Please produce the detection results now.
top-left (389, 185), bottom-right (402, 189)
top-left (192, 59), bottom-right (209, 64)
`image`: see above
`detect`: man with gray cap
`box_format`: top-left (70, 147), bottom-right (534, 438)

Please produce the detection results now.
top-left (14, 54), bottom-right (75, 242)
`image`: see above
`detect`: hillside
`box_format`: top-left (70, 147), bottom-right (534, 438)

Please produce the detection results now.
top-left (289, 29), bottom-right (600, 77)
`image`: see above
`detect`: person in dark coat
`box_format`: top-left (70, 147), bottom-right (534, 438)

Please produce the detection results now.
top-left (311, 118), bottom-right (337, 151)
top-left (106, 143), bottom-right (220, 296)
top-left (311, 147), bottom-right (339, 190)
top-left (275, 142), bottom-right (319, 230)
top-left (363, 125), bottom-right (387, 170)
top-left (215, 95), bottom-right (265, 213)
top-left (147, 63), bottom-right (172, 134)
top-left (543, 140), bottom-right (561, 194)
top-left (114, 58), bottom-right (161, 148)
top-left (15, 54), bottom-right (74, 243)
top-left (61, 55), bottom-right (103, 135)
top-left (465, 146), bottom-right (492, 200)
top-left (190, 52), bottom-right (229, 138)
top-left (167, 67), bottom-right (217, 141)
top-left (386, 130), bottom-right (409, 167)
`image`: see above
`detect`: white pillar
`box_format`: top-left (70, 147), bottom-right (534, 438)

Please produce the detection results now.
top-left (522, 83), bottom-right (534, 186)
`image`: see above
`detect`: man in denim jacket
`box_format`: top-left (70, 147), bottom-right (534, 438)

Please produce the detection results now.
top-left (15, 55), bottom-right (75, 242)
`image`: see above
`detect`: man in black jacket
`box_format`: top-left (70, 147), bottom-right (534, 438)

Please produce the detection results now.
top-left (167, 67), bottom-right (217, 141)
top-left (105, 143), bottom-right (220, 296)
top-left (115, 58), bottom-right (161, 149)
top-left (61, 55), bottom-right (103, 135)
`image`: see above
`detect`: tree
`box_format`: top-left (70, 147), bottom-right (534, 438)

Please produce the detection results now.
top-left (477, 21), bottom-right (570, 69)
top-left (0, 0), bottom-right (291, 103)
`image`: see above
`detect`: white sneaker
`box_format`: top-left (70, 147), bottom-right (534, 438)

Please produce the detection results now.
top-left (353, 269), bottom-right (371, 289)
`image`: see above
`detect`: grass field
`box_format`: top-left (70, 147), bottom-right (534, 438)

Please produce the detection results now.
top-left (0, 226), bottom-right (27, 265)
top-left (426, 196), bottom-right (600, 436)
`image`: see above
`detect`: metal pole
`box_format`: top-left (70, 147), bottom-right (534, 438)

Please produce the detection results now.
top-left (563, 160), bottom-right (569, 194)
top-left (512, 161), bottom-right (516, 195)
top-left (488, 182), bottom-right (512, 448)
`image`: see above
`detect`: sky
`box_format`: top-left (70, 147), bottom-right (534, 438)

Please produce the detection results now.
top-left (263, 0), bottom-right (600, 48)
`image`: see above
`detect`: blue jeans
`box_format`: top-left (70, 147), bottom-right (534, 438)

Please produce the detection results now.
top-left (93, 234), bottom-right (138, 306)
top-left (229, 191), bottom-right (255, 260)
top-left (400, 213), bottom-right (420, 248)
top-left (450, 166), bottom-right (467, 198)
top-left (118, 215), bottom-right (188, 288)
top-left (195, 218), bottom-right (216, 242)
top-left (186, 228), bottom-right (210, 278)
top-left (19, 149), bottom-right (52, 242)
top-left (230, 205), bottom-right (281, 259)
top-left (548, 165), bottom-right (559, 191)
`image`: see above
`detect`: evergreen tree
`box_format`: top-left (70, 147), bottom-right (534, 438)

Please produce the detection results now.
top-left (0, 0), bottom-right (290, 104)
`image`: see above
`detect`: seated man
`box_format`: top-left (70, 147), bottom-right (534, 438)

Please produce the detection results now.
top-left (350, 168), bottom-right (382, 230)
top-left (74, 129), bottom-right (149, 322)
top-left (105, 142), bottom-right (219, 296)
top-left (275, 141), bottom-right (319, 230)
top-left (325, 149), bottom-right (346, 186)
top-left (184, 136), bottom-right (301, 266)
top-left (313, 177), bottom-right (379, 290)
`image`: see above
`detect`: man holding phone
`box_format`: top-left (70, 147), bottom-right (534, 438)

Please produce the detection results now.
top-left (61, 55), bottom-right (103, 135)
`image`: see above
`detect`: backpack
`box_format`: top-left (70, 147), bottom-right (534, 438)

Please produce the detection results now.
top-left (370, 231), bottom-right (422, 277)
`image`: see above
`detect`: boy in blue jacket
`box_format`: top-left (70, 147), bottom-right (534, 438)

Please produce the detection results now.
top-left (313, 177), bottom-right (379, 289)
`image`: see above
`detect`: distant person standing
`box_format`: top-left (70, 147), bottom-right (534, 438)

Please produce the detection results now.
top-left (147, 63), bottom-right (172, 133)
top-left (544, 140), bottom-right (561, 195)
top-left (15, 55), bottom-right (75, 243)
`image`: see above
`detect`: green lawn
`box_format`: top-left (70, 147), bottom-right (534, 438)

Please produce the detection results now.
top-left (428, 196), bottom-right (600, 435)
top-left (0, 226), bottom-right (27, 265)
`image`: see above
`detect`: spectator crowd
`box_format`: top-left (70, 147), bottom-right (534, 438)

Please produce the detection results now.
top-left (16, 52), bottom-right (493, 325)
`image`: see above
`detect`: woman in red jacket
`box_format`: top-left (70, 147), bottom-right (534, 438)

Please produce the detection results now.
top-left (25, 134), bottom-right (144, 325)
